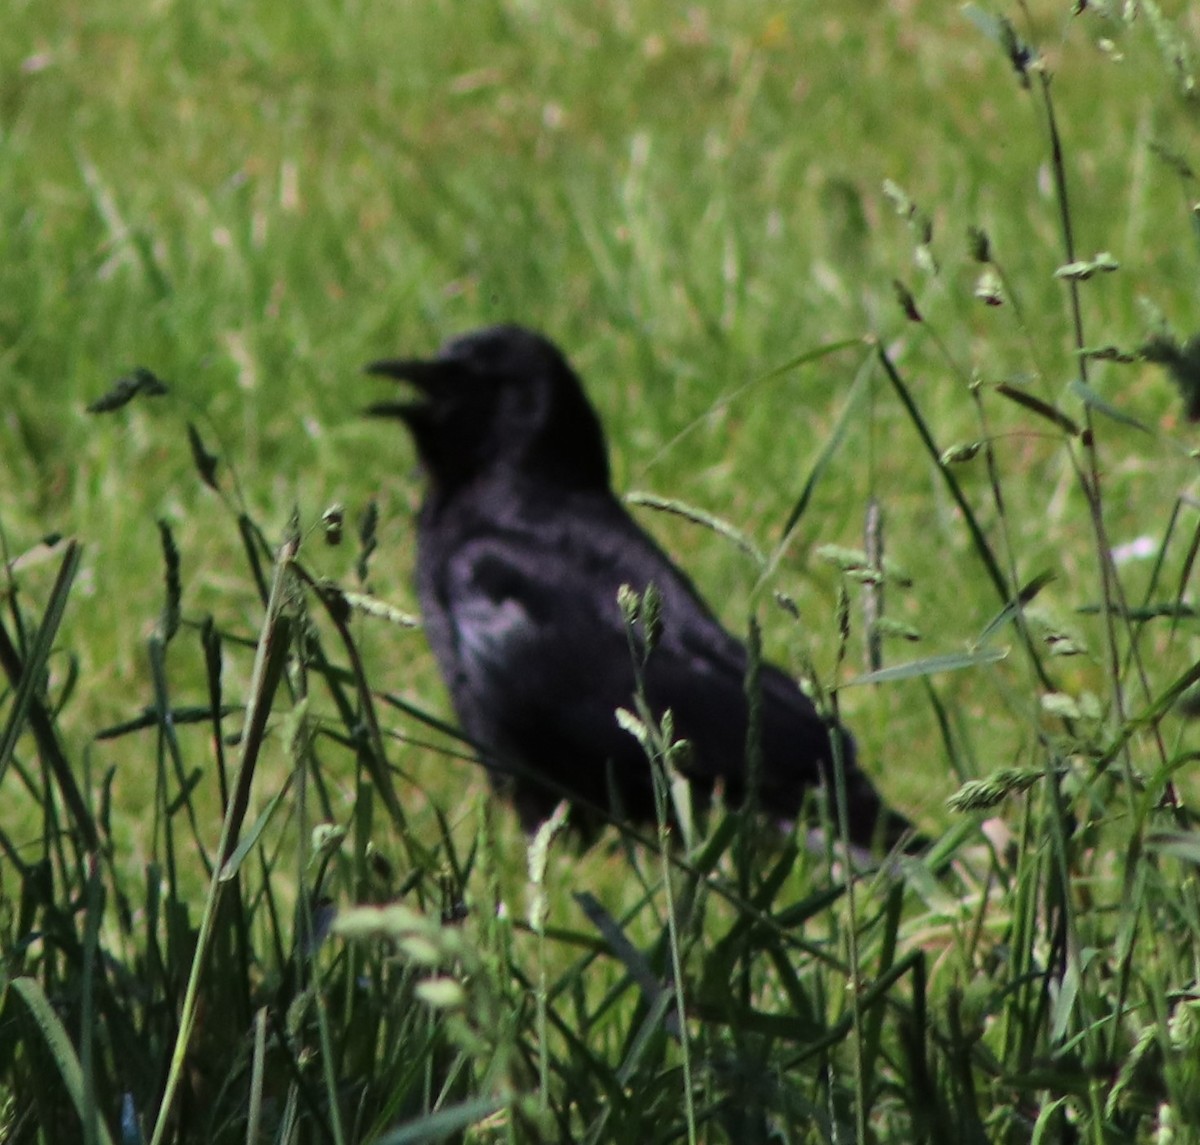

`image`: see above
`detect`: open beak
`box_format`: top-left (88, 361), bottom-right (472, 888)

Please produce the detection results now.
top-left (364, 358), bottom-right (444, 385)
top-left (363, 357), bottom-right (447, 420)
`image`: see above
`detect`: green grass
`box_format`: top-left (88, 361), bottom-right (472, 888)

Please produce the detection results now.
top-left (5, 0), bottom-right (1200, 1140)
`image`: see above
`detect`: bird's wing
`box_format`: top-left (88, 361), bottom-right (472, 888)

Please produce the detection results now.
top-left (430, 506), bottom-right (829, 809)
top-left (427, 501), bottom-right (907, 846)
top-left (428, 523), bottom-right (665, 820)
top-left (437, 525), bottom-right (652, 741)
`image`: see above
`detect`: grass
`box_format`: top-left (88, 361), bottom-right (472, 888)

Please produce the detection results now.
top-left (4, 0), bottom-right (1200, 1140)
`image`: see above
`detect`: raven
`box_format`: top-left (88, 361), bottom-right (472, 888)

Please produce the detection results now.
top-left (368, 324), bottom-right (918, 851)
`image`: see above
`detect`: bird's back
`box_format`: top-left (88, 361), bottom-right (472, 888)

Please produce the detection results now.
top-left (414, 469), bottom-right (882, 837)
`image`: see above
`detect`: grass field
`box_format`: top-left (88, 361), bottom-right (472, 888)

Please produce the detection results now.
top-left (4, 1), bottom-right (1200, 1141)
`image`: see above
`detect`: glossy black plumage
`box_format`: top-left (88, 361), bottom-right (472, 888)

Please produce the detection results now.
top-left (368, 324), bottom-right (917, 851)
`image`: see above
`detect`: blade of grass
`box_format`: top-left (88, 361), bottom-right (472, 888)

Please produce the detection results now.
top-left (148, 528), bottom-right (298, 1145)
top-left (10, 977), bottom-right (117, 1145)
top-left (846, 647), bottom-right (1008, 686)
top-left (0, 540), bottom-right (96, 851)
top-left (768, 347), bottom-right (873, 574)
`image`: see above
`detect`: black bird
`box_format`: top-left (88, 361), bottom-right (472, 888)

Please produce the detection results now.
top-left (367, 325), bottom-right (918, 851)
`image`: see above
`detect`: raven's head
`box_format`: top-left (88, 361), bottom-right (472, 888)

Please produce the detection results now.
top-left (367, 325), bottom-right (610, 493)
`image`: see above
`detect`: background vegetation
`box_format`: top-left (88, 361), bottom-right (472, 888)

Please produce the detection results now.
top-left (4, 0), bottom-right (1200, 1140)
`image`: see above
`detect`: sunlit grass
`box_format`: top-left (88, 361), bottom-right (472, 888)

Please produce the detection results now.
top-left (4, 0), bottom-right (1200, 1140)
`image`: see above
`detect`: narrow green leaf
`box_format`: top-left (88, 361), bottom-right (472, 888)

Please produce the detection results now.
top-left (641, 338), bottom-right (863, 469)
top-left (1069, 378), bottom-right (1152, 433)
top-left (976, 570), bottom-right (1057, 646)
top-left (0, 542), bottom-right (82, 790)
top-left (217, 782), bottom-right (290, 881)
top-left (628, 492), bottom-right (765, 569)
top-left (846, 647), bottom-right (1007, 686)
top-left (614, 990), bottom-right (676, 1087)
top-left (374, 1096), bottom-right (511, 1145)
top-left (754, 337), bottom-right (864, 383)
top-left (995, 382), bottom-right (1080, 436)
top-left (10, 978), bottom-right (117, 1145)
top-left (149, 532), bottom-right (298, 1145)
top-left (775, 353), bottom-right (872, 550)
top-left (574, 891), bottom-right (665, 1006)
top-left (1144, 830), bottom-right (1200, 865)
